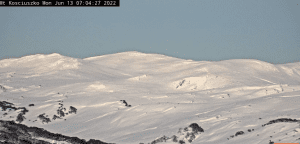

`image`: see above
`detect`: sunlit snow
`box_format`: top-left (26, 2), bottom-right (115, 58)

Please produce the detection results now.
top-left (0, 51), bottom-right (300, 144)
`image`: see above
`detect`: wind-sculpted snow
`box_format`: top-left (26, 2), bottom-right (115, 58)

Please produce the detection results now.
top-left (1, 52), bottom-right (300, 144)
top-left (0, 53), bottom-right (81, 72)
top-left (173, 75), bottom-right (229, 90)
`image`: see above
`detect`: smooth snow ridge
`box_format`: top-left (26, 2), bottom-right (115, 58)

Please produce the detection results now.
top-left (0, 51), bottom-right (300, 144)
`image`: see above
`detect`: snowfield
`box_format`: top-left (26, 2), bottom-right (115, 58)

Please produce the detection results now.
top-left (0, 51), bottom-right (300, 144)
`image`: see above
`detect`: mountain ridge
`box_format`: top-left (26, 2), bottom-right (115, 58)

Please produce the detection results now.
top-left (1, 51), bottom-right (300, 144)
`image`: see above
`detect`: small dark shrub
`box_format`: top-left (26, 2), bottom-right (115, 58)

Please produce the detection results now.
top-left (189, 123), bottom-right (204, 133)
top-left (235, 131), bottom-right (244, 136)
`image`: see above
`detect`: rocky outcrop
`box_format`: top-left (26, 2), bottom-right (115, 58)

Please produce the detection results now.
top-left (148, 123), bottom-right (204, 144)
top-left (69, 106), bottom-right (77, 114)
top-left (52, 115), bottom-right (61, 120)
top-left (120, 100), bottom-right (131, 107)
top-left (227, 118), bottom-right (300, 142)
top-left (188, 123), bottom-right (204, 133)
top-left (32, 101), bottom-right (77, 124)
top-left (262, 118), bottom-right (299, 127)
top-left (0, 120), bottom-right (114, 144)
top-left (16, 113), bottom-right (26, 123)
top-left (37, 113), bottom-right (51, 124)
top-left (57, 102), bottom-right (65, 117)
top-left (150, 135), bottom-right (170, 144)
top-left (235, 131), bottom-right (244, 136)
top-left (0, 101), bottom-right (16, 111)
top-left (0, 101), bottom-right (29, 123)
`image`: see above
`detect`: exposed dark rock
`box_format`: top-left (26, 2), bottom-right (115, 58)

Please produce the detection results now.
top-left (0, 120), bottom-right (113, 144)
top-left (52, 115), bottom-right (61, 120)
top-left (87, 139), bottom-right (111, 144)
top-left (235, 131), bottom-right (244, 137)
top-left (120, 100), bottom-right (132, 107)
top-left (173, 123), bottom-right (204, 143)
top-left (269, 140), bottom-right (274, 144)
top-left (0, 120), bottom-right (51, 144)
top-left (262, 118), bottom-right (299, 127)
top-left (37, 113), bottom-right (51, 124)
top-left (0, 101), bottom-right (17, 111)
top-left (189, 123), bottom-right (204, 133)
top-left (187, 133), bottom-right (196, 143)
top-left (57, 109), bottom-right (65, 117)
top-left (184, 127), bottom-right (188, 132)
top-left (0, 101), bottom-right (29, 123)
top-left (69, 106), bottom-right (77, 114)
top-left (150, 135), bottom-right (170, 144)
top-left (176, 80), bottom-right (185, 89)
top-left (248, 129), bottom-right (251, 132)
top-left (29, 104), bottom-right (34, 107)
top-left (16, 113), bottom-right (26, 123)
top-left (18, 107), bottom-right (29, 115)
top-left (120, 100), bottom-right (128, 106)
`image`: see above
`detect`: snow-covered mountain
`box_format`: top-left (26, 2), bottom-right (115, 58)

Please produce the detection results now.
top-left (1, 51), bottom-right (300, 144)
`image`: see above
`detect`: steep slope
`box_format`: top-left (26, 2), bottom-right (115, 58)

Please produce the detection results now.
top-left (1, 51), bottom-right (300, 144)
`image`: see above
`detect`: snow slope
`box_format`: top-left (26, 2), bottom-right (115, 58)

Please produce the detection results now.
top-left (1, 51), bottom-right (300, 144)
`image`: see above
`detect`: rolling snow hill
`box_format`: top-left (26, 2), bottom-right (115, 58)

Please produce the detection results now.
top-left (0, 51), bottom-right (300, 144)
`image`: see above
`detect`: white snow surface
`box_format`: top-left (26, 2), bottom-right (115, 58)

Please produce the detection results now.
top-left (1, 51), bottom-right (300, 144)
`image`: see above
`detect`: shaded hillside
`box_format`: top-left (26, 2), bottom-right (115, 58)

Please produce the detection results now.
top-left (0, 120), bottom-right (114, 144)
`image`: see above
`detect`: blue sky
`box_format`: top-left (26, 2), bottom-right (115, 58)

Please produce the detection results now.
top-left (0, 0), bottom-right (299, 63)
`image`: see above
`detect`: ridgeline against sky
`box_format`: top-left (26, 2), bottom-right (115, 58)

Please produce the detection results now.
top-left (0, 0), bottom-right (299, 64)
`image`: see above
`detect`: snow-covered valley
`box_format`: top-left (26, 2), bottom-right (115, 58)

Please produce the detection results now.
top-left (1, 51), bottom-right (300, 144)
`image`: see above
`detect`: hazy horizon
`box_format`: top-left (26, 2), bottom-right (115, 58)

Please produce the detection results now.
top-left (1, 0), bottom-right (300, 64)
top-left (1, 51), bottom-right (300, 65)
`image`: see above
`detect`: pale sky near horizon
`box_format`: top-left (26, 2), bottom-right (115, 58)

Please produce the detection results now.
top-left (0, 0), bottom-right (299, 64)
